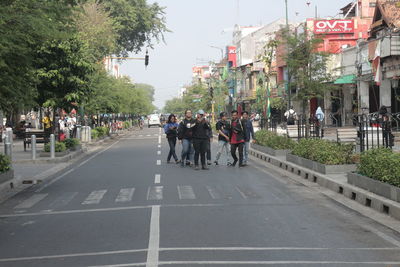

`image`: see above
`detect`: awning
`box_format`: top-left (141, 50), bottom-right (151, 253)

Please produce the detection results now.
top-left (334, 74), bottom-right (356, 84)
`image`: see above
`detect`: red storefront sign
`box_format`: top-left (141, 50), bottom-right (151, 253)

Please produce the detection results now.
top-left (227, 46), bottom-right (237, 68)
top-left (314, 20), bottom-right (354, 34)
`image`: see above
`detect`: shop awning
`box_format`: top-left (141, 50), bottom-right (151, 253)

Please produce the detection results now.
top-left (334, 74), bottom-right (356, 84)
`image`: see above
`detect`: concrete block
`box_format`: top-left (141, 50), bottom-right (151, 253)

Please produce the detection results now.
top-left (0, 169), bottom-right (14, 184)
top-left (251, 143), bottom-right (289, 158)
top-left (287, 154), bottom-right (356, 174)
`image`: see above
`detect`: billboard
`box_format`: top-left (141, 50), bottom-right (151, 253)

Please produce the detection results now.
top-left (314, 20), bottom-right (354, 34)
top-left (227, 46), bottom-right (237, 68)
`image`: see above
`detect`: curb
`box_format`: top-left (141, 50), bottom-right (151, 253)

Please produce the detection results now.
top-left (12, 148), bottom-right (86, 164)
top-left (249, 148), bottom-right (400, 222)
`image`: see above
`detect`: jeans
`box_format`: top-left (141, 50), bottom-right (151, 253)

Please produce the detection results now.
top-left (167, 137), bottom-right (178, 161)
top-left (231, 142), bottom-right (244, 165)
top-left (206, 139), bottom-right (211, 161)
top-left (181, 139), bottom-right (194, 163)
top-left (243, 141), bottom-right (250, 163)
top-left (193, 138), bottom-right (208, 166)
top-left (215, 140), bottom-right (231, 164)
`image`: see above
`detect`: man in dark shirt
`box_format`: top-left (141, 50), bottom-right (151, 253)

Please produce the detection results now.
top-left (229, 110), bottom-right (246, 167)
top-left (177, 110), bottom-right (196, 167)
top-left (192, 110), bottom-right (211, 170)
top-left (242, 111), bottom-right (255, 165)
top-left (214, 112), bottom-right (232, 166)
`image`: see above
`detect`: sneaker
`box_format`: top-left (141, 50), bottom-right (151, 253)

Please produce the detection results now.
top-left (231, 160), bottom-right (238, 167)
top-left (194, 165), bottom-right (200, 170)
top-left (207, 161), bottom-right (212, 166)
top-left (227, 162), bottom-right (232, 166)
top-left (186, 161), bottom-right (191, 166)
top-left (202, 165), bottom-right (209, 170)
top-left (175, 160), bottom-right (181, 164)
top-left (239, 164), bottom-right (246, 168)
top-left (214, 161), bottom-right (219, 166)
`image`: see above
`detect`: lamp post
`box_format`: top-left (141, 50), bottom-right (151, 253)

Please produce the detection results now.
top-left (285, 0), bottom-right (291, 110)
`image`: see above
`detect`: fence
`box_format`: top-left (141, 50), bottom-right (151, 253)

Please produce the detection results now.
top-left (355, 112), bottom-right (399, 152)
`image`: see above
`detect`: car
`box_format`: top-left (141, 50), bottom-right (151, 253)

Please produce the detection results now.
top-left (148, 114), bottom-right (161, 128)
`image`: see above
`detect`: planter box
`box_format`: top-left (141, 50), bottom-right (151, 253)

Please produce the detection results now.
top-left (287, 154), bottom-right (357, 175)
top-left (348, 172), bottom-right (400, 203)
top-left (70, 144), bottom-right (82, 151)
top-left (251, 143), bottom-right (289, 157)
top-left (0, 169), bottom-right (14, 184)
top-left (40, 150), bottom-right (70, 157)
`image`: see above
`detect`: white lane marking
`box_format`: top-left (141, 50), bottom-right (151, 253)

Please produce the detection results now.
top-left (146, 205), bottom-right (160, 267)
top-left (177, 186), bottom-right (196, 200)
top-left (206, 186), bottom-right (222, 199)
top-left (157, 145), bottom-right (161, 148)
top-left (147, 186), bottom-right (163, 200)
top-left (3, 247), bottom-right (400, 264)
top-left (48, 192), bottom-right (78, 209)
top-left (36, 140), bottom-right (120, 193)
top-left (82, 190), bottom-right (107, 205)
top-left (115, 188), bottom-right (135, 203)
top-left (235, 186), bottom-right (248, 199)
top-left (157, 151), bottom-right (161, 155)
top-left (146, 135), bottom-right (151, 137)
top-left (15, 194), bottom-right (48, 209)
top-left (154, 174), bottom-right (161, 184)
top-left (156, 160), bottom-right (161, 165)
top-left (158, 136), bottom-right (161, 144)
top-left (0, 249), bottom-right (147, 263)
top-left (0, 204), bottom-right (223, 218)
top-left (92, 260), bottom-right (400, 266)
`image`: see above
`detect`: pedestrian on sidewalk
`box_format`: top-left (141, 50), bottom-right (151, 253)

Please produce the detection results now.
top-left (206, 123), bottom-right (213, 166)
top-left (214, 112), bottom-right (232, 166)
top-left (177, 110), bottom-right (196, 167)
top-left (42, 112), bottom-right (53, 138)
top-left (315, 106), bottom-right (325, 138)
top-left (164, 114), bottom-right (180, 164)
top-left (192, 110), bottom-right (211, 170)
top-left (230, 110), bottom-right (247, 167)
top-left (284, 106), bottom-right (297, 126)
top-left (242, 111), bottom-right (255, 166)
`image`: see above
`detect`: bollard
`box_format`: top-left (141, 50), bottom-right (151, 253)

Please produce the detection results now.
top-left (4, 132), bottom-right (12, 158)
top-left (31, 135), bottom-right (37, 160)
top-left (50, 134), bottom-right (55, 159)
top-left (76, 126), bottom-right (81, 140)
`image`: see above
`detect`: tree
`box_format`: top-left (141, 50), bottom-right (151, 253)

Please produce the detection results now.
top-left (164, 84), bottom-right (210, 116)
top-left (285, 26), bottom-right (334, 115)
top-left (100, 0), bottom-right (169, 56)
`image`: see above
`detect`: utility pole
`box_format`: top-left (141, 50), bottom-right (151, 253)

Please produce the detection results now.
top-left (285, 0), bottom-right (291, 109)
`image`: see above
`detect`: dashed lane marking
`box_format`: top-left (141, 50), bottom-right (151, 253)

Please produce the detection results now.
top-left (115, 188), bottom-right (135, 203)
top-left (156, 160), bottom-right (161, 165)
top-left (82, 190), bottom-right (107, 205)
top-left (154, 174), bottom-right (161, 184)
top-left (14, 194), bottom-right (48, 209)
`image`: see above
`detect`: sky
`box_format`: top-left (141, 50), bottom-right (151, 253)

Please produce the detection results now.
top-left (119, 0), bottom-right (354, 109)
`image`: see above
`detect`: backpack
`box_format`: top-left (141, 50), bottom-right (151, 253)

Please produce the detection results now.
top-left (287, 111), bottom-right (295, 124)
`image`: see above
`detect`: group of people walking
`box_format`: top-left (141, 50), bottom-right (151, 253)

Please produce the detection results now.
top-left (163, 109), bottom-right (255, 170)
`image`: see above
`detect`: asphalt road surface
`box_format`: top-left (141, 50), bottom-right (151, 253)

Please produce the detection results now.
top-left (0, 128), bottom-right (400, 267)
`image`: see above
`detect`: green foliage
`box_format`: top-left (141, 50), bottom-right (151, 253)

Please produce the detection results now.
top-left (62, 138), bottom-right (81, 149)
top-left (255, 130), bottom-right (296, 150)
top-left (358, 149), bottom-right (400, 187)
top-left (123, 121), bottom-right (132, 129)
top-left (44, 142), bottom-right (67, 153)
top-left (292, 139), bottom-right (354, 165)
top-left (164, 84), bottom-right (210, 116)
top-left (0, 154), bottom-right (11, 174)
top-left (92, 126), bottom-right (109, 139)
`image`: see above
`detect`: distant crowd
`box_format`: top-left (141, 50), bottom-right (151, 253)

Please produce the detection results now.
top-left (163, 109), bottom-right (255, 170)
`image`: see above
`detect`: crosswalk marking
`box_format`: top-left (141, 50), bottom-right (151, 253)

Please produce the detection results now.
top-left (177, 186), bottom-right (196, 200)
top-left (49, 192), bottom-right (78, 209)
top-left (156, 160), bottom-right (161, 165)
top-left (155, 174), bottom-right (161, 184)
top-left (236, 186), bottom-right (260, 199)
top-left (147, 186), bottom-right (163, 200)
top-left (15, 194), bottom-right (48, 209)
top-left (82, 190), bottom-right (107, 205)
top-left (157, 151), bottom-right (161, 155)
top-left (206, 186), bottom-right (222, 200)
top-left (115, 188), bottom-right (135, 203)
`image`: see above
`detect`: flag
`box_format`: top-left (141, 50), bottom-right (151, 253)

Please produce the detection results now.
top-left (373, 40), bottom-right (382, 86)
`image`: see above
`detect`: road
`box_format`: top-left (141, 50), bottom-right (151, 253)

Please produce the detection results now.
top-left (0, 127), bottom-right (400, 267)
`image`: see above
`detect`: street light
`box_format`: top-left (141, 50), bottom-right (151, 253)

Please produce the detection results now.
top-left (209, 45), bottom-right (224, 60)
top-left (285, 0), bottom-right (292, 109)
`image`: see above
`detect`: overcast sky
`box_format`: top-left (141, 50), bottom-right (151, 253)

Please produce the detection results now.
top-left (119, 0), bottom-right (353, 109)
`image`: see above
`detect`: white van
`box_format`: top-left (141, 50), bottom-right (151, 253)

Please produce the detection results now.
top-left (148, 114), bottom-right (161, 128)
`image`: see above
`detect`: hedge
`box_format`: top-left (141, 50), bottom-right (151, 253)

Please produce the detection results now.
top-left (255, 130), bottom-right (296, 150)
top-left (92, 126), bottom-right (109, 139)
top-left (44, 142), bottom-right (67, 153)
top-left (358, 148), bottom-right (400, 187)
top-left (0, 153), bottom-right (11, 173)
top-left (292, 138), bottom-right (354, 165)
top-left (62, 138), bottom-right (80, 149)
